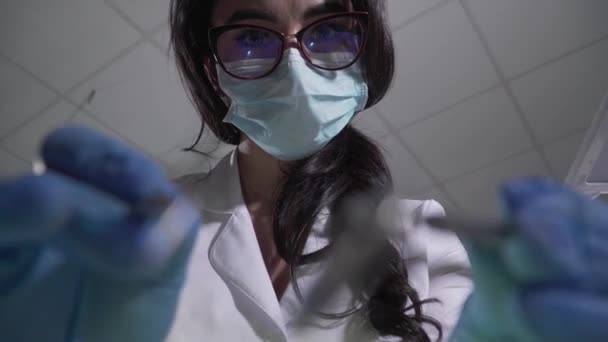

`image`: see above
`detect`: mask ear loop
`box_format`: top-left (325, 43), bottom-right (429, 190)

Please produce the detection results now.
top-left (204, 56), bottom-right (231, 107)
top-left (202, 55), bottom-right (241, 140)
top-left (203, 56), bottom-right (219, 85)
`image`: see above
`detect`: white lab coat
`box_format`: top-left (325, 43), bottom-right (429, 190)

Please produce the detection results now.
top-left (166, 150), bottom-right (473, 341)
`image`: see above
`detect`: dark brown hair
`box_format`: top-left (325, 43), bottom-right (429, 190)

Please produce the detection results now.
top-left (169, 0), bottom-right (441, 340)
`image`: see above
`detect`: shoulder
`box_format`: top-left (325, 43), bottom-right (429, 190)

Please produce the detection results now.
top-left (395, 199), bottom-right (469, 272)
top-left (396, 199), bottom-right (445, 225)
top-left (392, 198), bottom-right (444, 237)
top-left (396, 201), bottom-right (472, 340)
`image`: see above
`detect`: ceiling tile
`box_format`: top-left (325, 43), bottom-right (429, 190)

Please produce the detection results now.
top-left (377, 1), bottom-right (499, 128)
top-left (352, 109), bottom-right (391, 142)
top-left (543, 132), bottom-right (586, 181)
top-left (3, 100), bottom-right (75, 163)
top-left (401, 87), bottom-right (533, 181)
top-left (387, 0), bottom-right (448, 29)
top-left (70, 43), bottom-right (200, 158)
top-left (106, 0), bottom-right (170, 32)
top-left (0, 59), bottom-right (56, 138)
top-left (0, 148), bottom-right (29, 178)
top-left (512, 39), bottom-right (608, 144)
top-left (380, 136), bottom-right (434, 196)
top-left (0, 0), bottom-right (140, 91)
top-left (464, 0), bottom-right (608, 78)
top-left (444, 150), bottom-right (551, 218)
top-left (153, 25), bottom-right (171, 53)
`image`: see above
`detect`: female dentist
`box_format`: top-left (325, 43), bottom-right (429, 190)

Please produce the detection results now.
top-left (1, 0), bottom-right (607, 341)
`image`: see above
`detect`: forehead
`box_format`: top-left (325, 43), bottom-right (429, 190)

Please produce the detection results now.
top-left (211, 0), bottom-right (346, 27)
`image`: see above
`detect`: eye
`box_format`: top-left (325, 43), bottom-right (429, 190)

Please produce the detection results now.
top-left (310, 22), bottom-right (344, 40)
top-left (235, 29), bottom-right (274, 48)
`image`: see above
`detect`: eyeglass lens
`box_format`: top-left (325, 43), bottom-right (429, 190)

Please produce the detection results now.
top-left (216, 15), bottom-right (365, 79)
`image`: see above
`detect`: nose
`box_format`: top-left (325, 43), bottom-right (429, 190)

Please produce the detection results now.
top-left (284, 35), bottom-right (299, 50)
top-left (283, 35), bottom-right (308, 60)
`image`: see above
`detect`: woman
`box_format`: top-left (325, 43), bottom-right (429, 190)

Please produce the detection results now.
top-left (0, 0), bottom-right (607, 341)
top-left (168, 0), bottom-right (468, 340)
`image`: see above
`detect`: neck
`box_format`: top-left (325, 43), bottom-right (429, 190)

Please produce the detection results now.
top-left (237, 136), bottom-right (286, 214)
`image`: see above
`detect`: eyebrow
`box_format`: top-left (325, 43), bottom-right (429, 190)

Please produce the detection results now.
top-left (226, 8), bottom-right (278, 24)
top-left (303, 2), bottom-right (349, 20)
top-left (225, 2), bottom-right (348, 25)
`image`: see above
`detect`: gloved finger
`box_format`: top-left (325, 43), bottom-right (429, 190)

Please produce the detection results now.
top-left (520, 288), bottom-right (608, 342)
top-left (72, 226), bottom-right (199, 342)
top-left (499, 176), bottom-right (572, 215)
top-left (509, 196), bottom-right (586, 283)
top-left (0, 171), bottom-right (197, 278)
top-left (0, 174), bottom-right (75, 245)
top-left (35, 169), bottom-right (199, 277)
top-left (41, 124), bottom-right (176, 207)
top-left (555, 190), bottom-right (608, 291)
top-left (579, 199), bottom-right (608, 290)
top-left (502, 178), bottom-right (608, 289)
top-left (499, 176), bottom-right (604, 249)
top-left (61, 194), bottom-right (200, 279)
top-left (499, 178), bottom-right (580, 276)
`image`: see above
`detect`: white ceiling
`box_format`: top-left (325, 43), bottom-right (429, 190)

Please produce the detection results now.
top-left (1, 0), bottom-right (607, 217)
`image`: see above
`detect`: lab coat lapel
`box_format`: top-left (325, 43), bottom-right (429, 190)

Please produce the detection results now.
top-left (280, 210), bottom-right (333, 324)
top-left (279, 208), bottom-right (372, 339)
top-left (196, 150), bottom-right (288, 340)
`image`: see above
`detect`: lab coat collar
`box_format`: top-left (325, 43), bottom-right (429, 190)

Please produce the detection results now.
top-left (192, 149), bottom-right (336, 340)
top-left (209, 205), bottom-right (289, 340)
top-left (196, 149), bottom-right (289, 340)
top-left (195, 149), bottom-right (331, 255)
top-left (195, 148), bottom-right (244, 214)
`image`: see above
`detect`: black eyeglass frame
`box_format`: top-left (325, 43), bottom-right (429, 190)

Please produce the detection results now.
top-left (208, 11), bottom-right (369, 80)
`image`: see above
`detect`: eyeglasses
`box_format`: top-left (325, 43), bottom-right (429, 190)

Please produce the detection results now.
top-left (208, 12), bottom-right (368, 80)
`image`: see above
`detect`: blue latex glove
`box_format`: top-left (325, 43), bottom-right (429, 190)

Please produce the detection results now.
top-left (450, 177), bottom-right (608, 342)
top-left (0, 125), bottom-right (200, 342)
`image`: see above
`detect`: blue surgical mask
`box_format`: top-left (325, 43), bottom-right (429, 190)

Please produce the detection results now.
top-left (218, 49), bottom-right (369, 161)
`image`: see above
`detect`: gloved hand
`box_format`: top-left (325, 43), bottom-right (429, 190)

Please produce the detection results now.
top-left (450, 177), bottom-right (608, 342)
top-left (0, 125), bottom-right (200, 342)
